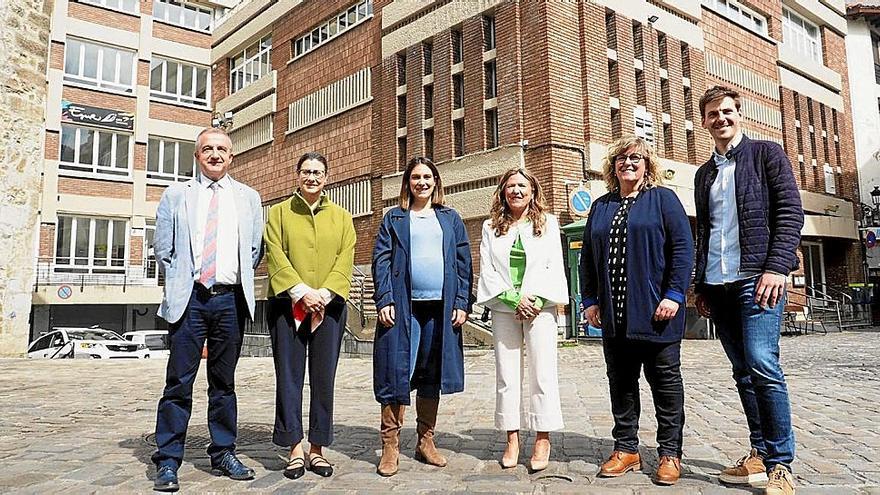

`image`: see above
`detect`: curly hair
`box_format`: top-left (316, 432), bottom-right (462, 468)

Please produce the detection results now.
top-left (601, 135), bottom-right (663, 193)
top-left (490, 167), bottom-right (548, 237)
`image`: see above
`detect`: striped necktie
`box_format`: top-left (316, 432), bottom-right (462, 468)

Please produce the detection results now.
top-left (199, 182), bottom-right (219, 288)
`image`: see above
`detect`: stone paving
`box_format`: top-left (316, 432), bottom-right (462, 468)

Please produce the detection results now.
top-left (1, 330), bottom-right (879, 494)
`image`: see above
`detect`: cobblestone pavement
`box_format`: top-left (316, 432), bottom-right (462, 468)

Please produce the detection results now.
top-left (1, 330), bottom-right (879, 494)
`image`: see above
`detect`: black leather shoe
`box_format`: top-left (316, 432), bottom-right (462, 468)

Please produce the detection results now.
top-left (211, 451), bottom-right (255, 480)
top-left (154, 465), bottom-right (179, 492)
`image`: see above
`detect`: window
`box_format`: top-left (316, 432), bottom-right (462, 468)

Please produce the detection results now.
top-left (150, 58), bottom-right (209, 107)
top-left (872, 33), bottom-right (880, 84)
top-left (153, 0), bottom-right (213, 32)
top-left (485, 60), bottom-right (497, 99)
top-left (424, 128), bottom-right (434, 161)
top-left (423, 42), bottom-right (433, 75)
top-left (292, 0), bottom-right (373, 59)
top-left (397, 95), bottom-right (407, 129)
top-left (423, 85), bottom-right (433, 119)
top-left (397, 53), bottom-right (407, 86)
top-left (453, 73), bottom-right (464, 110)
top-left (397, 137), bottom-right (407, 170)
top-left (483, 15), bottom-right (496, 51)
top-left (77, 0), bottom-right (137, 14)
top-left (452, 29), bottom-right (463, 64)
top-left (634, 106), bottom-right (655, 146)
top-left (59, 124), bottom-right (131, 177)
top-left (783, 8), bottom-right (821, 63)
top-left (64, 39), bottom-right (135, 93)
top-left (147, 137), bottom-right (196, 182)
top-left (453, 119), bottom-right (464, 157)
top-left (55, 216), bottom-right (128, 273)
top-left (823, 164), bottom-right (836, 194)
top-left (485, 109), bottom-right (499, 149)
top-left (701, 0), bottom-right (767, 36)
top-left (229, 35), bottom-right (271, 94)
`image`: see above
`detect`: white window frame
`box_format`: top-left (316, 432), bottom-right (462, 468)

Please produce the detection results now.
top-left (76, 0), bottom-right (138, 15)
top-left (229, 35), bottom-right (272, 94)
top-left (150, 57), bottom-right (211, 108)
top-left (634, 106), bottom-right (655, 146)
top-left (63, 38), bottom-right (136, 94)
top-left (54, 216), bottom-right (129, 273)
top-left (147, 136), bottom-right (198, 183)
top-left (59, 124), bottom-right (132, 178)
top-left (701, 0), bottom-right (768, 36)
top-left (292, 0), bottom-right (372, 60)
top-left (153, 0), bottom-right (213, 32)
top-left (782, 7), bottom-right (821, 63)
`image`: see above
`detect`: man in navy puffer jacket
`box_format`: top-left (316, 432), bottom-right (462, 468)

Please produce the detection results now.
top-left (694, 86), bottom-right (803, 495)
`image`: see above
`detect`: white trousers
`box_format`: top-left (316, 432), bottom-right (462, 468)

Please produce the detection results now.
top-left (492, 308), bottom-right (564, 432)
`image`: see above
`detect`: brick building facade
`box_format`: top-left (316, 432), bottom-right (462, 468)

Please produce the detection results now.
top-left (208, 0), bottom-right (861, 338)
top-left (30, 0), bottom-right (222, 339)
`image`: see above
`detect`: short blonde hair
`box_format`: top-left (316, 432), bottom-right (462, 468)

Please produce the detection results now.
top-left (602, 135), bottom-right (662, 193)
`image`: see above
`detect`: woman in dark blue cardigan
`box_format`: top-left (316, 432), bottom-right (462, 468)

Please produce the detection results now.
top-left (580, 136), bottom-right (694, 485)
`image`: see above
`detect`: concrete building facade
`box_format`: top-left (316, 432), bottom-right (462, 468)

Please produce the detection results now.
top-left (845, 2), bottom-right (880, 274)
top-left (30, 0), bottom-right (235, 340)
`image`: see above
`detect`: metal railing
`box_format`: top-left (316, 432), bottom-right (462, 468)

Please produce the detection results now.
top-left (350, 265), bottom-right (368, 327)
top-left (33, 258), bottom-right (163, 292)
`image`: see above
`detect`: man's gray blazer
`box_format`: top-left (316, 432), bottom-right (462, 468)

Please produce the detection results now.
top-left (154, 176), bottom-right (264, 324)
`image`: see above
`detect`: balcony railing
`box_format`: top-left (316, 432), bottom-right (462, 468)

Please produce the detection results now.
top-left (874, 63), bottom-right (880, 85)
top-left (33, 258), bottom-right (164, 292)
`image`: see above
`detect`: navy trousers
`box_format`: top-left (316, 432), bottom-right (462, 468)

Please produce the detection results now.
top-left (152, 284), bottom-right (246, 469)
top-left (408, 300), bottom-right (444, 399)
top-left (268, 295), bottom-right (346, 448)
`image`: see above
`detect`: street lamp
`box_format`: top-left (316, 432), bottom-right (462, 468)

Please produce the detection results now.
top-left (872, 185), bottom-right (880, 208)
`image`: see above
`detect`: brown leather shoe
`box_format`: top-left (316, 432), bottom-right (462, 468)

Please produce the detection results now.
top-left (377, 404), bottom-right (405, 477)
top-left (719, 448), bottom-right (768, 486)
top-left (598, 450), bottom-right (641, 477)
top-left (654, 456), bottom-right (681, 485)
top-left (414, 397), bottom-right (447, 467)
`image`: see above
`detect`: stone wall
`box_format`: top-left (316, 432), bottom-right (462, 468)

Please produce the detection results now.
top-left (0, 0), bottom-right (51, 356)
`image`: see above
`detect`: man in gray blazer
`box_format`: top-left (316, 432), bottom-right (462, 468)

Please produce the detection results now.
top-left (150, 127), bottom-right (263, 492)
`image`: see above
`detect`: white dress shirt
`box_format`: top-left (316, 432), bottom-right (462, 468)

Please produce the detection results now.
top-left (705, 132), bottom-right (759, 285)
top-left (193, 174), bottom-right (241, 285)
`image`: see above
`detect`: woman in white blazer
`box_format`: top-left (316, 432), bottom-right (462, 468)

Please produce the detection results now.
top-left (477, 167), bottom-right (569, 472)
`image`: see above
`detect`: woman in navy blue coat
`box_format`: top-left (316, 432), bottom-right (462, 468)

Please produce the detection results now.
top-left (580, 136), bottom-right (694, 485)
top-left (371, 157), bottom-right (473, 477)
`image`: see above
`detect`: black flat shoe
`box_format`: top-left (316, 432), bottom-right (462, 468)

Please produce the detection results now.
top-left (308, 454), bottom-right (333, 477)
top-left (154, 465), bottom-right (179, 492)
top-left (281, 454), bottom-right (305, 480)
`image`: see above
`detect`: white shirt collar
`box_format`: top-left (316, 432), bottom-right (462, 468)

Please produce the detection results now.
top-left (198, 173), bottom-right (232, 190)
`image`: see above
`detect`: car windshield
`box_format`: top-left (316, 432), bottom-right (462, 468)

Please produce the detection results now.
top-left (68, 330), bottom-right (124, 341)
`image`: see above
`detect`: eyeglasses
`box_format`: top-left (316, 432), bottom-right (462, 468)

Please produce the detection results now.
top-left (299, 169), bottom-right (326, 179)
top-left (614, 153), bottom-right (644, 164)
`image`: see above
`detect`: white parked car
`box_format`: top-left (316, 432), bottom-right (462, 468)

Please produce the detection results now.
top-left (27, 327), bottom-right (151, 359)
top-left (122, 330), bottom-right (170, 358)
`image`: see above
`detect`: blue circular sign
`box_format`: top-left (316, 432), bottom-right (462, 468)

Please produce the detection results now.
top-left (58, 285), bottom-right (72, 299)
top-left (868, 231), bottom-right (877, 249)
top-left (569, 189), bottom-right (593, 216)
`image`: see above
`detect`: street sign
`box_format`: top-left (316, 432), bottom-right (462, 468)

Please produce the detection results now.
top-left (57, 285), bottom-right (72, 299)
top-left (868, 231), bottom-right (877, 249)
top-left (569, 188), bottom-right (592, 218)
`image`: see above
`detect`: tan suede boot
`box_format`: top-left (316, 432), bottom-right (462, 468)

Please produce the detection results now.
top-left (414, 397), bottom-right (447, 467)
top-left (377, 404), bottom-right (405, 476)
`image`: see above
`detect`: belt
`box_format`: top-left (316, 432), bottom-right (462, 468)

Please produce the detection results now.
top-left (195, 283), bottom-right (240, 296)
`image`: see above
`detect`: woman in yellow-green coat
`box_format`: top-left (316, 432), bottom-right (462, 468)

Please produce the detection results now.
top-left (264, 151), bottom-right (356, 480)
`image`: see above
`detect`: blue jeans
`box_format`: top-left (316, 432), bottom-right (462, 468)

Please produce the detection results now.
top-left (704, 276), bottom-right (795, 471)
top-left (152, 284), bottom-right (246, 469)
